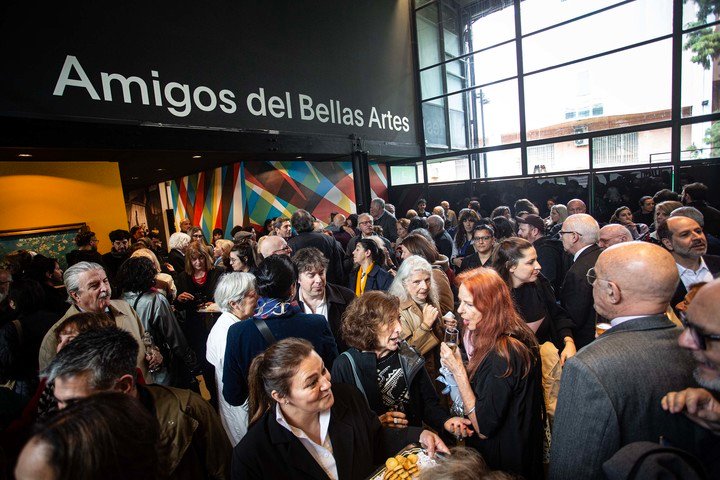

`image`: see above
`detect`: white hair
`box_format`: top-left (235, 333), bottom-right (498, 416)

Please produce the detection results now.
top-left (388, 255), bottom-right (439, 306)
top-left (168, 232), bottom-right (191, 251)
top-left (63, 261), bottom-right (106, 303)
top-left (564, 214), bottom-right (599, 245)
top-left (214, 272), bottom-right (256, 314)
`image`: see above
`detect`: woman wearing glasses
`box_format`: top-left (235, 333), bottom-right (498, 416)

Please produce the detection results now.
top-left (458, 224), bottom-right (496, 273)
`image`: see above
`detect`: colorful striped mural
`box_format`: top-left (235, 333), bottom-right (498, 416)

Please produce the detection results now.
top-left (168, 160), bottom-right (387, 237)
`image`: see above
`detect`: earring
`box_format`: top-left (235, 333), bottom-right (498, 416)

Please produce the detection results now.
top-left (284, 401), bottom-right (289, 405)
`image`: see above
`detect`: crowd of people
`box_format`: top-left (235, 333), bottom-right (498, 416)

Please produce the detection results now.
top-left (1, 182), bottom-right (720, 479)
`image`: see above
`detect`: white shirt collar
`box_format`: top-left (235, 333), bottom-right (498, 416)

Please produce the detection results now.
top-left (609, 315), bottom-right (644, 327)
top-left (275, 404), bottom-right (332, 447)
top-left (677, 256), bottom-right (709, 276)
top-left (573, 244), bottom-right (593, 262)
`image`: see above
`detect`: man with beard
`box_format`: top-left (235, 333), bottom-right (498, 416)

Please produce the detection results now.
top-left (101, 229), bottom-right (131, 282)
top-left (36, 261), bottom-right (155, 381)
top-left (658, 216), bottom-right (720, 313)
top-left (663, 279), bottom-right (720, 437)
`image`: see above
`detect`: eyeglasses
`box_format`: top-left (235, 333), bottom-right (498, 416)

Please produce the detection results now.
top-left (679, 311), bottom-right (720, 350)
top-left (272, 245), bottom-right (292, 255)
top-left (473, 236), bottom-right (493, 242)
top-left (586, 267), bottom-right (612, 286)
top-left (559, 231), bottom-right (583, 237)
top-left (192, 234), bottom-right (204, 238)
top-left (358, 220), bottom-right (373, 226)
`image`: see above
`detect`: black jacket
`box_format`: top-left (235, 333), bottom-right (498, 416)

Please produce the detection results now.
top-left (289, 232), bottom-right (346, 285)
top-left (458, 251), bottom-right (491, 273)
top-left (347, 265), bottom-right (393, 293)
top-left (331, 343), bottom-right (449, 432)
top-left (560, 244), bottom-right (603, 349)
top-left (232, 383), bottom-right (422, 480)
top-left (168, 249), bottom-right (186, 277)
top-left (533, 236), bottom-right (570, 295)
top-left (295, 282), bottom-right (356, 353)
top-left (433, 230), bottom-right (454, 261)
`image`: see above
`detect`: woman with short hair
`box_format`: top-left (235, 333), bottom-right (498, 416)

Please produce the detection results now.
top-left (439, 268), bottom-right (544, 479)
top-left (396, 234), bottom-right (454, 315)
top-left (332, 291), bottom-right (470, 437)
top-left (206, 272), bottom-right (258, 445)
top-left (547, 204), bottom-right (568, 239)
top-left (232, 338), bottom-right (449, 479)
top-left (213, 239), bottom-right (235, 267)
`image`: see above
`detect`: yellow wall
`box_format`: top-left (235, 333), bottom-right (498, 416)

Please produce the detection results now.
top-left (0, 162), bottom-right (128, 254)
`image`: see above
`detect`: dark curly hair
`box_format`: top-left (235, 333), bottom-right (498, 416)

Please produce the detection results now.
top-left (341, 291), bottom-right (400, 351)
top-left (74, 231), bottom-right (96, 247)
top-left (116, 257), bottom-right (156, 294)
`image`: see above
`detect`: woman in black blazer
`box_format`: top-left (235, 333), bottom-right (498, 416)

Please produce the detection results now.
top-left (348, 238), bottom-right (393, 295)
top-left (232, 338), bottom-right (449, 480)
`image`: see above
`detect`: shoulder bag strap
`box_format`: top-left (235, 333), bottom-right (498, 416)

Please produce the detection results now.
top-left (133, 292), bottom-right (146, 312)
top-left (253, 317), bottom-right (277, 346)
top-left (340, 351), bottom-right (367, 402)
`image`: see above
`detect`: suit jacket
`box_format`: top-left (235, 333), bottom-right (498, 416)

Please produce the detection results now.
top-left (168, 249), bottom-right (186, 277)
top-left (560, 244), bottom-right (603, 349)
top-left (433, 230), bottom-right (454, 261)
top-left (231, 383), bottom-right (422, 480)
top-left (533, 236), bottom-right (569, 295)
top-left (289, 232), bottom-right (346, 285)
top-left (549, 315), bottom-right (713, 480)
top-left (670, 254), bottom-right (720, 311)
top-left (296, 282), bottom-right (356, 353)
top-left (375, 211), bottom-right (398, 243)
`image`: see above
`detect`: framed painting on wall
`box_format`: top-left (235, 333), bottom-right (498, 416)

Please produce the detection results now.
top-left (0, 223), bottom-right (86, 270)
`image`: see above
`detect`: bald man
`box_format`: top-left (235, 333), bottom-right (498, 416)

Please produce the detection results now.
top-left (550, 242), bottom-right (711, 480)
top-left (560, 214), bottom-right (603, 348)
top-left (597, 224), bottom-right (633, 248)
top-left (662, 279), bottom-right (720, 437)
top-left (658, 216), bottom-right (720, 312)
top-left (567, 198), bottom-right (587, 215)
top-left (258, 235), bottom-right (291, 259)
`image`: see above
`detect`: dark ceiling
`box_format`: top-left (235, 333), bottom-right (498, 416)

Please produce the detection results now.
top-left (0, 117), bottom-right (418, 190)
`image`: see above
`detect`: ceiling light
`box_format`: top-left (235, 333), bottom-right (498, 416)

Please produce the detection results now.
top-left (192, 155), bottom-right (202, 159)
top-left (156, 168), bottom-right (165, 172)
top-left (131, 176), bottom-right (139, 180)
top-left (17, 153), bottom-right (32, 158)
top-left (296, 155), bottom-right (303, 159)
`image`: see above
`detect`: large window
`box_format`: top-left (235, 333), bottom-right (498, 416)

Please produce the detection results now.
top-left (407, 0), bottom-right (720, 184)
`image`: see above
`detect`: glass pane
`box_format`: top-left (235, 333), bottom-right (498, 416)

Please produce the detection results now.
top-left (527, 139), bottom-right (589, 174)
top-left (427, 156), bottom-right (469, 183)
top-left (524, 39), bottom-right (672, 140)
top-left (683, 0), bottom-right (719, 29)
top-left (592, 128), bottom-right (671, 168)
top-left (480, 148), bottom-right (523, 178)
top-left (417, 4), bottom-right (441, 69)
top-left (521, 0), bottom-right (621, 35)
top-left (390, 165), bottom-right (419, 186)
top-left (442, 4), bottom-right (461, 58)
top-left (469, 1), bottom-right (515, 51)
top-left (523, 0), bottom-right (672, 73)
top-left (593, 167), bottom-right (673, 222)
top-left (446, 90), bottom-right (468, 150)
top-left (473, 42), bottom-right (517, 86)
top-left (681, 31), bottom-right (720, 117)
top-left (422, 99), bottom-right (448, 150)
top-left (681, 121), bottom-right (720, 160)
top-left (474, 80), bottom-right (521, 148)
top-left (421, 66), bottom-right (444, 100)
top-left (415, 0), bottom-right (433, 9)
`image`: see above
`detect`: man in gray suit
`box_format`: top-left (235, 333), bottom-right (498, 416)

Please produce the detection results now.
top-left (550, 242), bottom-right (708, 480)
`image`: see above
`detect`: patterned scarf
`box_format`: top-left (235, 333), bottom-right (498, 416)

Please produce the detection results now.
top-left (254, 296), bottom-right (301, 320)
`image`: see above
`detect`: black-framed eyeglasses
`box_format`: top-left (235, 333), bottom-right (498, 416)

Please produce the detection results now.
top-left (559, 231), bottom-right (583, 237)
top-left (679, 311), bottom-right (720, 351)
top-left (586, 267), bottom-right (612, 286)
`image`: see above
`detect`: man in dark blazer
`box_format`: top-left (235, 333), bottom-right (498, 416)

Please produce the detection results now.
top-left (550, 242), bottom-right (713, 480)
top-left (370, 197), bottom-right (398, 243)
top-left (288, 209), bottom-right (346, 285)
top-left (292, 247), bottom-right (356, 353)
top-left (559, 214), bottom-right (603, 348)
top-left (658, 215), bottom-right (720, 312)
top-left (427, 215), bottom-right (454, 260)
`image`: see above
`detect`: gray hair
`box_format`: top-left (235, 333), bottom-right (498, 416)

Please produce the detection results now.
top-left (64, 261), bottom-right (106, 303)
top-left (371, 197), bottom-right (385, 209)
top-left (551, 204), bottom-right (569, 223)
top-left (408, 228), bottom-right (434, 244)
top-left (168, 232), bottom-right (191, 251)
top-left (214, 272), bottom-right (257, 314)
top-left (388, 255), bottom-right (439, 306)
top-left (427, 215), bottom-right (444, 231)
top-left (45, 327), bottom-right (138, 389)
top-left (563, 214), bottom-right (599, 245)
top-left (358, 212), bottom-right (373, 224)
top-left (670, 206), bottom-right (704, 227)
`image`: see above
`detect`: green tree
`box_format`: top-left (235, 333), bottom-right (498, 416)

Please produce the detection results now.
top-left (684, 0), bottom-right (720, 69)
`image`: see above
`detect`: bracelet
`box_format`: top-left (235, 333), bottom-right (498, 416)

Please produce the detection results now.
top-left (419, 324), bottom-right (432, 332)
top-left (464, 404), bottom-right (476, 416)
